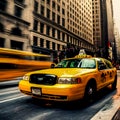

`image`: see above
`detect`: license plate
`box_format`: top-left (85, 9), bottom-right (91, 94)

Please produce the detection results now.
top-left (31, 88), bottom-right (41, 96)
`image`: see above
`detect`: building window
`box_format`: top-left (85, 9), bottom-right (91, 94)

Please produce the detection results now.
top-left (33, 20), bottom-right (38, 31)
top-left (41, 5), bottom-right (44, 15)
top-left (62, 8), bottom-right (65, 15)
top-left (62, 18), bottom-right (65, 26)
top-left (33, 36), bottom-right (38, 46)
top-left (0, 23), bottom-right (4, 32)
top-left (52, 1), bottom-right (56, 9)
top-left (57, 30), bottom-right (60, 39)
top-left (0, 0), bottom-right (7, 11)
top-left (11, 40), bottom-right (23, 50)
top-left (47, 0), bottom-right (50, 5)
top-left (57, 44), bottom-right (60, 51)
top-left (52, 28), bottom-right (55, 37)
top-left (46, 40), bottom-right (50, 49)
top-left (0, 38), bottom-right (5, 47)
top-left (52, 42), bottom-right (55, 50)
top-left (34, 0), bottom-right (38, 12)
top-left (46, 25), bottom-right (50, 36)
top-left (11, 27), bottom-right (22, 36)
top-left (47, 8), bottom-right (50, 19)
top-left (14, 6), bottom-right (22, 18)
top-left (40, 38), bottom-right (44, 47)
top-left (67, 34), bottom-right (69, 43)
top-left (40, 22), bottom-right (44, 33)
top-left (57, 5), bottom-right (60, 12)
top-left (57, 15), bottom-right (60, 24)
top-left (62, 33), bottom-right (65, 41)
top-left (52, 12), bottom-right (55, 21)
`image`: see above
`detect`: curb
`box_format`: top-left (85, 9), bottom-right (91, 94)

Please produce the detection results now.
top-left (90, 96), bottom-right (120, 120)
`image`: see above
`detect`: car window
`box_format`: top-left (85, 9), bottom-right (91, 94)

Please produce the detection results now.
top-left (55, 59), bottom-right (80, 68)
top-left (79, 59), bottom-right (96, 68)
top-left (98, 60), bottom-right (107, 70)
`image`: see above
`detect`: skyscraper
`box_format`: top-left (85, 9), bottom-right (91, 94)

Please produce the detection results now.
top-left (92, 0), bottom-right (114, 59)
top-left (31, 0), bottom-right (94, 57)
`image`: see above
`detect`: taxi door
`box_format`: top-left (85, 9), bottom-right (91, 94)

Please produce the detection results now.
top-left (104, 60), bottom-right (116, 84)
top-left (97, 60), bottom-right (109, 89)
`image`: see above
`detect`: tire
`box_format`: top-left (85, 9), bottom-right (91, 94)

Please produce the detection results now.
top-left (84, 82), bottom-right (96, 104)
top-left (111, 76), bottom-right (117, 90)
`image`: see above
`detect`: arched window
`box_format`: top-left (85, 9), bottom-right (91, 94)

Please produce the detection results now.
top-left (11, 27), bottom-right (22, 36)
top-left (0, 23), bottom-right (4, 32)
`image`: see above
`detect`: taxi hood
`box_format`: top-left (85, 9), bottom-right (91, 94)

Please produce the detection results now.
top-left (27, 68), bottom-right (96, 77)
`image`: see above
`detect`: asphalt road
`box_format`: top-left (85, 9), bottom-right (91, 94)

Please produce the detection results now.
top-left (0, 81), bottom-right (117, 120)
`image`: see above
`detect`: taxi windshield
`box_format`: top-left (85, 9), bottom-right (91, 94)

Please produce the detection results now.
top-left (55, 58), bottom-right (96, 68)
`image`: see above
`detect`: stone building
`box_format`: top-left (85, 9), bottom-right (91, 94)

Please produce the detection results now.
top-left (28, 0), bottom-right (94, 56)
top-left (0, 0), bottom-right (31, 51)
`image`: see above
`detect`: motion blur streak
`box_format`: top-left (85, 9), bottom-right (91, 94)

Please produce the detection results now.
top-left (0, 48), bottom-right (55, 81)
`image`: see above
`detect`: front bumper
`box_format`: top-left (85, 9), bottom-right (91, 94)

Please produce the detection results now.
top-left (19, 80), bottom-right (85, 101)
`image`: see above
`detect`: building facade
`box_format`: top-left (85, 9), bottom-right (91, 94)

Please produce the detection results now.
top-left (1, 0), bottom-right (115, 60)
top-left (114, 24), bottom-right (120, 61)
top-left (30, 0), bottom-right (94, 58)
top-left (0, 0), bottom-right (31, 51)
top-left (112, 0), bottom-right (120, 62)
top-left (92, 0), bottom-right (115, 60)
top-left (92, 0), bottom-right (102, 50)
top-left (0, 0), bottom-right (95, 58)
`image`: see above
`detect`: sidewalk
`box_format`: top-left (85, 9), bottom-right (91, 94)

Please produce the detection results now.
top-left (91, 70), bottom-right (120, 120)
top-left (91, 97), bottom-right (120, 120)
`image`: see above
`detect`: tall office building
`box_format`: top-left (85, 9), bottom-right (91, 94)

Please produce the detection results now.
top-left (0, 0), bottom-right (31, 51)
top-left (114, 24), bottom-right (120, 61)
top-left (92, 0), bottom-right (102, 55)
top-left (112, 0), bottom-right (120, 61)
top-left (92, 0), bottom-right (115, 59)
top-left (30, 0), bottom-right (94, 57)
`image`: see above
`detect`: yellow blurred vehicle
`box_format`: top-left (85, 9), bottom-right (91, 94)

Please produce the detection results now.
top-left (0, 48), bottom-right (55, 81)
top-left (19, 55), bottom-right (117, 102)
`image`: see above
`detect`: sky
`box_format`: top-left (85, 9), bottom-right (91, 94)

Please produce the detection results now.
top-left (112, 0), bottom-right (120, 33)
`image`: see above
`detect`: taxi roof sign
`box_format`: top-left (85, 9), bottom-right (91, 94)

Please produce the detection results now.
top-left (75, 49), bottom-right (92, 58)
top-left (75, 54), bottom-right (92, 58)
top-left (79, 49), bottom-right (86, 55)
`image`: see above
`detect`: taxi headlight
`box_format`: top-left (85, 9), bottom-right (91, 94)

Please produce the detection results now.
top-left (58, 77), bottom-right (82, 84)
top-left (23, 75), bottom-right (29, 81)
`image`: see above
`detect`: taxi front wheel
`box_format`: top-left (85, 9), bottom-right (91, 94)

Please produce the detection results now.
top-left (84, 82), bottom-right (97, 103)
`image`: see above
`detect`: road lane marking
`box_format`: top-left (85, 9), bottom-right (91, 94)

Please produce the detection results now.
top-left (27, 111), bottom-right (55, 120)
top-left (0, 95), bottom-right (27, 104)
top-left (0, 90), bottom-right (19, 95)
top-left (0, 87), bottom-right (18, 93)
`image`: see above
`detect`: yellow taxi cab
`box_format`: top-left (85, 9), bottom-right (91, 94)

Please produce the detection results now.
top-left (19, 54), bottom-right (117, 102)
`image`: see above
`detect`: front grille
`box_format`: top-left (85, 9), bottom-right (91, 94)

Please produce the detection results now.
top-left (29, 74), bottom-right (57, 85)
